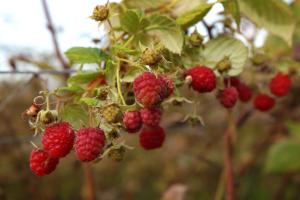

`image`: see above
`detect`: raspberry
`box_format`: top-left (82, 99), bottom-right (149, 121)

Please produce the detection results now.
top-left (75, 128), bottom-right (105, 162)
top-left (133, 72), bottom-right (164, 107)
top-left (29, 149), bottom-right (59, 176)
top-left (186, 66), bottom-right (216, 93)
top-left (139, 126), bottom-right (165, 150)
top-left (140, 107), bottom-right (162, 126)
top-left (101, 104), bottom-right (121, 123)
top-left (123, 111), bottom-right (142, 133)
top-left (269, 73), bottom-right (292, 97)
top-left (224, 77), bottom-right (240, 87)
top-left (218, 87), bottom-right (238, 108)
top-left (237, 83), bottom-right (252, 102)
top-left (42, 122), bottom-right (75, 158)
top-left (108, 146), bottom-right (126, 161)
top-left (141, 48), bottom-right (161, 66)
top-left (254, 93), bottom-right (275, 111)
top-left (158, 75), bottom-right (174, 99)
top-left (91, 5), bottom-right (109, 22)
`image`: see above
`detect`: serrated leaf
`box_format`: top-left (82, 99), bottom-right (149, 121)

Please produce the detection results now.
top-left (120, 10), bottom-right (144, 34)
top-left (238, 0), bottom-right (295, 45)
top-left (60, 104), bottom-right (88, 129)
top-left (68, 71), bottom-right (104, 85)
top-left (176, 3), bottom-right (213, 28)
top-left (201, 37), bottom-right (248, 76)
top-left (146, 15), bottom-right (183, 54)
top-left (65, 47), bottom-right (109, 64)
top-left (265, 140), bottom-right (300, 173)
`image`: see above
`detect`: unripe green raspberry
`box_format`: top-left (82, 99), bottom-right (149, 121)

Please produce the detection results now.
top-left (100, 104), bottom-right (121, 123)
top-left (189, 30), bottom-right (203, 47)
top-left (91, 5), bottom-right (109, 22)
top-left (141, 48), bottom-right (161, 66)
top-left (108, 146), bottom-right (125, 161)
top-left (40, 110), bottom-right (57, 125)
top-left (216, 57), bottom-right (231, 73)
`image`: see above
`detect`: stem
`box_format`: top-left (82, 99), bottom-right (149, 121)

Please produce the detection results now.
top-left (82, 163), bottom-right (96, 200)
top-left (116, 59), bottom-right (126, 105)
top-left (224, 110), bottom-right (235, 200)
top-left (107, 19), bottom-right (117, 42)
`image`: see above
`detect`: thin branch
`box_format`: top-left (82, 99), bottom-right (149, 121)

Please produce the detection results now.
top-left (202, 20), bottom-right (213, 39)
top-left (41, 0), bottom-right (70, 70)
top-left (82, 164), bottom-right (96, 200)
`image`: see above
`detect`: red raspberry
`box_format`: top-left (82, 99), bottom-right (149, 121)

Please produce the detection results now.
top-left (123, 111), bottom-right (142, 133)
top-left (218, 87), bottom-right (238, 108)
top-left (237, 83), bottom-right (252, 102)
top-left (42, 122), bottom-right (75, 158)
top-left (133, 72), bottom-right (164, 107)
top-left (140, 107), bottom-right (162, 126)
top-left (269, 73), bottom-right (292, 97)
top-left (186, 66), bottom-right (216, 93)
top-left (29, 149), bottom-right (59, 176)
top-left (139, 126), bottom-right (165, 150)
top-left (224, 77), bottom-right (241, 87)
top-left (254, 93), bottom-right (275, 111)
top-left (75, 128), bottom-right (105, 162)
top-left (158, 75), bottom-right (174, 98)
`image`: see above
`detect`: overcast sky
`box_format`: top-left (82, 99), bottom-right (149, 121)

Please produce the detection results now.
top-left (0, 0), bottom-right (270, 72)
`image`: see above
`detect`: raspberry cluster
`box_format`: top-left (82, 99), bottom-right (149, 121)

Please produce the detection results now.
top-left (223, 72), bottom-right (291, 112)
top-left (29, 122), bottom-right (106, 176)
top-left (123, 72), bottom-right (174, 150)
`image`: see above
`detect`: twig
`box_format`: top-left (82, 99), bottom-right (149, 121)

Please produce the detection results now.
top-left (82, 164), bottom-right (96, 200)
top-left (41, 0), bottom-right (70, 71)
top-left (225, 110), bottom-right (236, 200)
top-left (202, 20), bottom-right (213, 39)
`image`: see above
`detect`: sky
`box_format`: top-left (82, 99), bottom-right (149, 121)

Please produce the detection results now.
top-left (0, 0), bottom-right (269, 72)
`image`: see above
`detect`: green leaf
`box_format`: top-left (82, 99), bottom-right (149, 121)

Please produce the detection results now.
top-left (286, 121), bottom-right (300, 140)
top-left (60, 104), bottom-right (89, 129)
top-left (123, 0), bottom-right (169, 10)
top-left (238, 0), bottom-right (295, 45)
top-left (56, 85), bottom-right (84, 94)
top-left (176, 3), bottom-right (213, 28)
top-left (79, 97), bottom-right (99, 107)
top-left (68, 71), bottom-right (104, 85)
top-left (261, 34), bottom-right (291, 57)
top-left (105, 61), bottom-right (117, 87)
top-left (65, 47), bottom-right (109, 64)
top-left (121, 67), bottom-right (142, 83)
top-left (201, 37), bottom-right (248, 76)
top-left (146, 15), bottom-right (183, 54)
top-left (222, 0), bottom-right (240, 27)
top-left (265, 140), bottom-right (300, 173)
top-left (120, 10), bottom-right (144, 34)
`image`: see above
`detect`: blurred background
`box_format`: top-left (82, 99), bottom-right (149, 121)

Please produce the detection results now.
top-left (1, 0), bottom-right (300, 200)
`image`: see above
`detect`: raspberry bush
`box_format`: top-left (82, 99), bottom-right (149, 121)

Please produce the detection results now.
top-left (21, 0), bottom-right (300, 199)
